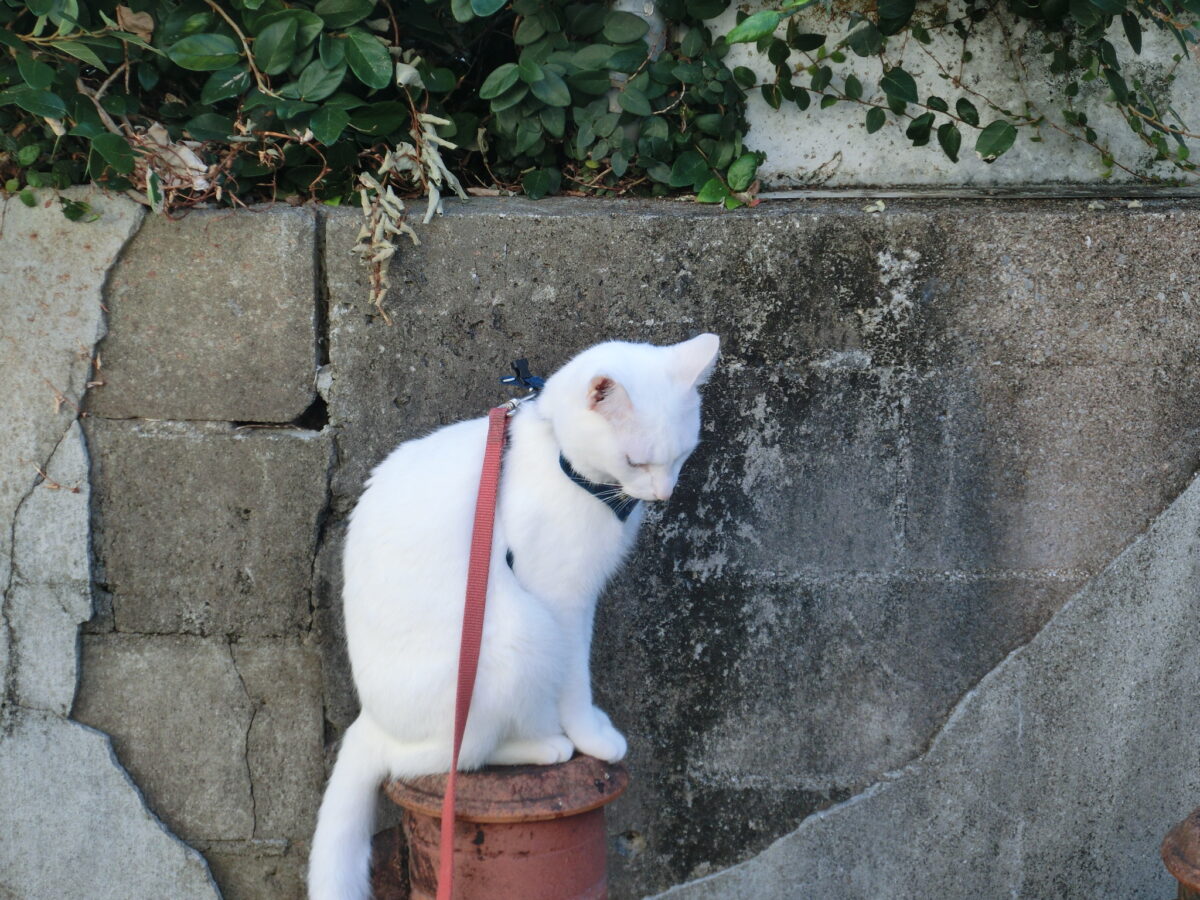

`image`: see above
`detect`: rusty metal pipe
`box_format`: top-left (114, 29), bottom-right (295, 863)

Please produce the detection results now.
top-left (1163, 807), bottom-right (1200, 900)
top-left (373, 755), bottom-right (629, 900)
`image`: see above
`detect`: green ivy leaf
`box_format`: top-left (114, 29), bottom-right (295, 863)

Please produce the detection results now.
top-left (201, 65), bottom-right (252, 105)
top-left (489, 82), bottom-right (529, 111)
top-left (257, 10), bottom-right (325, 48)
top-left (344, 28), bottom-right (392, 90)
top-left (17, 54), bottom-right (55, 90)
top-left (539, 106), bottom-right (565, 138)
top-left (54, 40), bottom-right (108, 72)
top-left (17, 144), bottom-right (42, 166)
top-left (91, 133), bottom-right (135, 174)
top-left (1121, 10), bottom-right (1142, 54)
top-left (255, 19), bottom-right (299, 76)
top-left (877, 0), bottom-right (915, 22)
top-left (844, 74), bottom-right (863, 101)
top-left (422, 67), bottom-right (456, 93)
top-left (310, 105), bottom-right (350, 144)
top-left (1103, 67), bottom-right (1129, 103)
top-left (0, 85), bottom-right (68, 118)
top-left (530, 69), bottom-right (571, 106)
top-left (975, 120), bottom-right (1017, 161)
top-left (517, 57), bottom-right (544, 83)
top-left (695, 177), bottom-right (729, 203)
top-left (846, 23), bottom-right (882, 56)
top-left (299, 59), bottom-right (347, 101)
top-left (320, 34), bottom-right (346, 67)
top-left (471, 0), bottom-right (508, 16)
top-left (669, 150), bottom-right (709, 187)
top-left (480, 63), bottom-right (520, 99)
top-left (617, 87), bottom-right (651, 116)
top-left (879, 66), bottom-right (918, 105)
top-left (687, 0), bottom-right (728, 17)
top-left (515, 16), bottom-right (546, 45)
top-left (865, 106), bottom-right (886, 133)
top-left (937, 122), bottom-right (961, 162)
top-left (573, 44), bottom-right (614, 71)
top-left (314, 0), bottom-right (375, 30)
top-left (167, 33), bottom-right (241, 71)
top-left (515, 119), bottom-right (542, 154)
top-left (726, 152), bottom-right (759, 191)
top-left (906, 111), bottom-right (935, 145)
top-left (955, 97), bottom-right (979, 126)
top-left (603, 10), bottom-right (649, 43)
top-left (727, 10), bottom-right (781, 44)
top-left (185, 112), bottom-right (235, 140)
top-left (681, 26), bottom-right (706, 57)
top-left (1088, 0), bottom-right (1125, 13)
top-left (60, 197), bottom-right (100, 222)
top-left (790, 32), bottom-right (826, 51)
top-left (522, 166), bottom-right (560, 199)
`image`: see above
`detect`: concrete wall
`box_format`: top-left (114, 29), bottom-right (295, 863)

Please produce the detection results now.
top-left (2, 192), bottom-right (1199, 899)
top-left (715, 5), bottom-right (1200, 187)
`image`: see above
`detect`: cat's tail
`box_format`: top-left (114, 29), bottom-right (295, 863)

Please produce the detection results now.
top-left (307, 716), bottom-right (389, 900)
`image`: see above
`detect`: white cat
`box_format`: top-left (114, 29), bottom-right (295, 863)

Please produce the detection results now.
top-left (307, 334), bottom-right (720, 900)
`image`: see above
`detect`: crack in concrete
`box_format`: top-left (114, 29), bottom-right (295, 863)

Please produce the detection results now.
top-left (227, 639), bottom-right (259, 839)
top-left (2, 419), bottom-right (78, 727)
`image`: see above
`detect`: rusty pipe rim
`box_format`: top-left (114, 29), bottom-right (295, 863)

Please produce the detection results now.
top-left (384, 754), bottom-right (630, 824)
top-left (1163, 807), bottom-right (1200, 891)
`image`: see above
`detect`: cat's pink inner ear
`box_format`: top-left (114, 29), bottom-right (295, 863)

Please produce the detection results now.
top-left (672, 333), bottom-right (721, 387)
top-left (588, 375), bottom-right (631, 417)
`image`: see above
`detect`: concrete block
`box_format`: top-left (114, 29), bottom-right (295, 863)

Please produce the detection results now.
top-left (87, 206), bottom-right (318, 422)
top-left (73, 634), bottom-right (255, 841)
top-left (927, 207), bottom-right (1200, 368)
top-left (87, 419), bottom-right (332, 636)
top-left (905, 364), bottom-right (1200, 572)
top-left (201, 841), bottom-right (306, 900)
top-left (0, 709), bottom-right (218, 899)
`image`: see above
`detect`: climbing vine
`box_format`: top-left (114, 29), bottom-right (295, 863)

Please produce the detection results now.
top-left (0, 0), bottom-right (1197, 220)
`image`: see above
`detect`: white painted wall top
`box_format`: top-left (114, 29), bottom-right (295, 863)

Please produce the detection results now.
top-left (707, 3), bottom-right (1200, 186)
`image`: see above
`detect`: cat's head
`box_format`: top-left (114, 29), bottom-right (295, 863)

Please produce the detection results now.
top-left (538, 334), bottom-right (720, 502)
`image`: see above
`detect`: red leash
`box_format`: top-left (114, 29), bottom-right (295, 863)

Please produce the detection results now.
top-left (435, 405), bottom-right (510, 900)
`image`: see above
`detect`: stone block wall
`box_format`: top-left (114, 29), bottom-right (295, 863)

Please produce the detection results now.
top-left (3, 193), bottom-right (1199, 899)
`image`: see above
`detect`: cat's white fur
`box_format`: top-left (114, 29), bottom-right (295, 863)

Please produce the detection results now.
top-left (307, 335), bottom-right (720, 900)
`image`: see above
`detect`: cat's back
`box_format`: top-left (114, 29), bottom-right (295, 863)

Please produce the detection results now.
top-left (344, 416), bottom-right (488, 583)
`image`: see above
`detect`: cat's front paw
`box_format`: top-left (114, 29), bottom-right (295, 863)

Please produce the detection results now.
top-left (564, 709), bottom-right (627, 763)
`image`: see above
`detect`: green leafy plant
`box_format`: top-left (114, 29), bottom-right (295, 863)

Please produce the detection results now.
top-left (1, 0), bottom-right (1196, 224)
top-left (728, 0), bottom-right (1198, 176)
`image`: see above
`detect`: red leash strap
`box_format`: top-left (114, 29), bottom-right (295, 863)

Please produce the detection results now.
top-left (436, 405), bottom-right (509, 900)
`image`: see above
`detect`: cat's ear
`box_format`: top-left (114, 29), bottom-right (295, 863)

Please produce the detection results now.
top-left (588, 375), bottom-right (632, 419)
top-left (671, 333), bottom-right (720, 388)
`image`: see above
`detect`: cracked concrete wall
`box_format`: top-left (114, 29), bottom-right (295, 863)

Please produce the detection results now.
top-left (74, 207), bottom-right (332, 899)
top-left (0, 189), bottom-right (218, 899)
top-left (4, 195), bottom-right (1199, 900)
top-left (320, 198), bottom-right (1200, 898)
top-left (650, 466), bottom-right (1200, 900)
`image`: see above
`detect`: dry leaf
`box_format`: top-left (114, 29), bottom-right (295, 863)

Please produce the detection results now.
top-left (116, 5), bottom-right (154, 40)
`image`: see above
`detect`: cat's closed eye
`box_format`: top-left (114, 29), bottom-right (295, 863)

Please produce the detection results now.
top-left (625, 455), bottom-right (649, 469)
